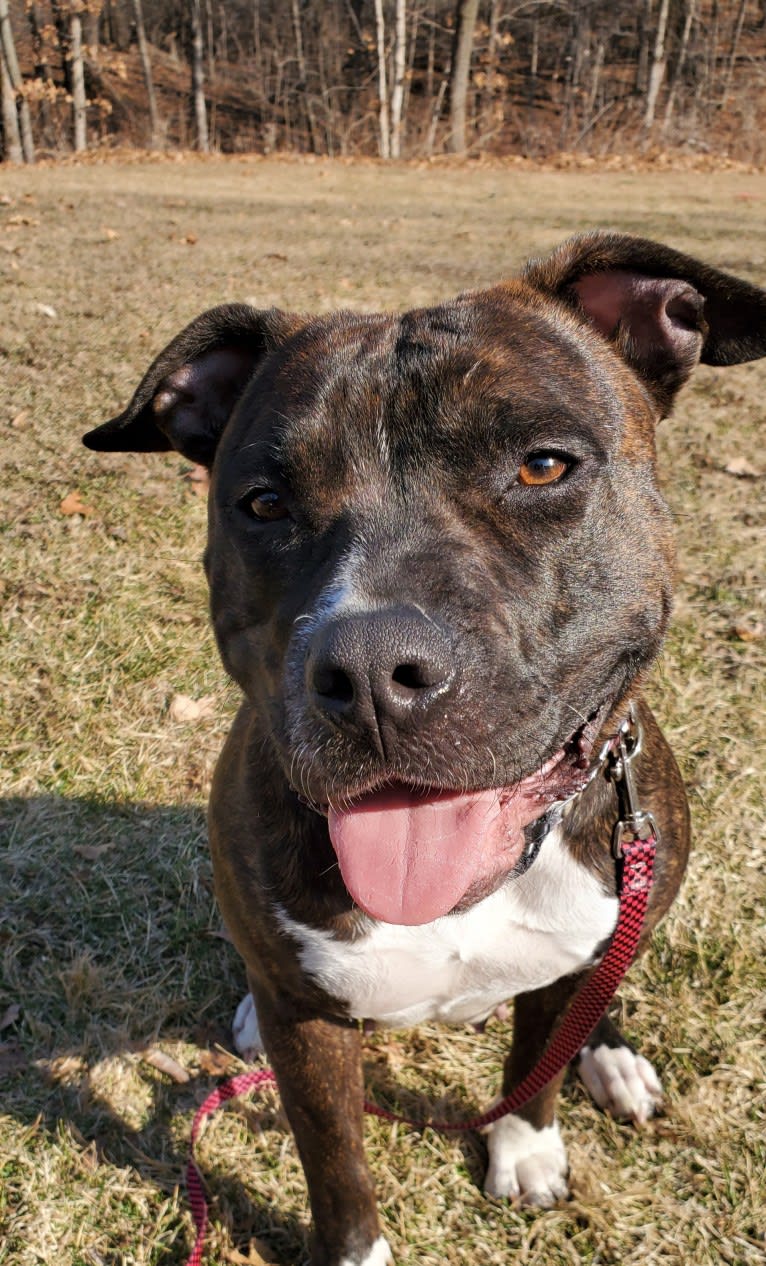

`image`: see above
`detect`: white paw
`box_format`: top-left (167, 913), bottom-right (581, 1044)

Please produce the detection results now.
top-left (578, 1043), bottom-right (663, 1124)
top-left (339, 1235), bottom-right (394, 1266)
top-left (232, 992), bottom-right (265, 1061)
top-left (483, 1114), bottom-right (569, 1207)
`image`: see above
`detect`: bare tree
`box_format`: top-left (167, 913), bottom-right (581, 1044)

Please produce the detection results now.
top-left (448, 0), bottom-right (480, 153)
top-left (663, 0), bottom-right (697, 133)
top-left (1, 50), bottom-right (22, 162)
top-left (190, 0), bottom-right (209, 151)
top-left (644, 0), bottom-right (671, 131)
top-left (390, 0), bottom-right (407, 157)
top-left (721, 0), bottom-right (749, 106)
top-left (0, 0), bottom-right (35, 162)
top-left (373, 0), bottom-right (390, 157)
top-left (291, 0), bottom-right (318, 151)
top-left (71, 6), bottom-right (87, 151)
top-left (133, 0), bottom-right (162, 145)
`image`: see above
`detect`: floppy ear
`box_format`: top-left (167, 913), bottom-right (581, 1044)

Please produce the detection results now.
top-left (83, 304), bottom-right (298, 466)
top-left (524, 232), bottom-right (766, 413)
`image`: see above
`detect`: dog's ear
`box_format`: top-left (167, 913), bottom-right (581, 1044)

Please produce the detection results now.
top-left (83, 304), bottom-right (299, 466)
top-left (525, 232), bottom-right (766, 413)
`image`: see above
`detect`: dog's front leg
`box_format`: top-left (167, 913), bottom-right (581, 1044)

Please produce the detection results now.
top-left (253, 988), bottom-right (392, 1266)
top-left (484, 975), bottom-right (583, 1207)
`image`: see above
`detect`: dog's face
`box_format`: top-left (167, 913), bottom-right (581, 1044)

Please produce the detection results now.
top-left (84, 232), bottom-right (766, 923)
top-left (206, 288), bottom-right (670, 798)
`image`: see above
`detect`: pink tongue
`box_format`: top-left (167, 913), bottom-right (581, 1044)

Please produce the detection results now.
top-left (327, 782), bottom-right (545, 926)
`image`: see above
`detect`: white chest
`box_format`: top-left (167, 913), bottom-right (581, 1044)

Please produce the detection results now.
top-left (275, 826), bottom-right (619, 1027)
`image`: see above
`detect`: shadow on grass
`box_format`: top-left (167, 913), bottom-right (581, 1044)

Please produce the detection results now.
top-left (0, 793), bottom-right (306, 1264)
top-left (1, 793), bottom-right (493, 1263)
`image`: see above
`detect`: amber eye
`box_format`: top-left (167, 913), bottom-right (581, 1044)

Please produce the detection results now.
top-left (248, 489), bottom-right (289, 521)
top-left (518, 454), bottom-right (570, 487)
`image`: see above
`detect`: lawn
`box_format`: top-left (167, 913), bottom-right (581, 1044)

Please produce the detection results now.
top-left (1, 154), bottom-right (765, 1265)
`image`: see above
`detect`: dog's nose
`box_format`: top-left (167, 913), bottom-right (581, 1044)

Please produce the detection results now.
top-left (307, 607), bottom-right (455, 737)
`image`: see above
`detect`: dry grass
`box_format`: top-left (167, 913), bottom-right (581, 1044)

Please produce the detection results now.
top-left (1, 156), bottom-right (765, 1266)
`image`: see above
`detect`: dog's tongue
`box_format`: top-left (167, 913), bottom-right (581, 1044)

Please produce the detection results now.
top-left (327, 781), bottom-right (545, 926)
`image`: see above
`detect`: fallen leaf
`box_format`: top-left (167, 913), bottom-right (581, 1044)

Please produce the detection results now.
top-left (35, 302), bottom-right (57, 319)
top-left (142, 1049), bottom-right (190, 1083)
top-left (10, 409), bottom-right (29, 429)
top-left (0, 1003), bottom-right (20, 1031)
top-left (182, 232), bottom-right (198, 245)
top-left (168, 693), bottom-right (216, 722)
top-left (60, 490), bottom-right (95, 516)
top-left (101, 226), bottom-right (120, 240)
top-left (263, 252), bottom-right (288, 262)
top-left (197, 1048), bottom-right (239, 1076)
top-left (224, 1241), bottom-right (278, 1265)
top-left (732, 620), bottom-right (764, 642)
top-left (72, 842), bottom-right (114, 860)
top-left (722, 457), bottom-right (762, 479)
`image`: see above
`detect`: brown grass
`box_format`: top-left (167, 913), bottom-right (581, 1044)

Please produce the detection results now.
top-left (1, 155), bottom-right (764, 1266)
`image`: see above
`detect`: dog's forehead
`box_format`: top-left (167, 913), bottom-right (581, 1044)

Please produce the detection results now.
top-left (229, 284), bottom-right (653, 478)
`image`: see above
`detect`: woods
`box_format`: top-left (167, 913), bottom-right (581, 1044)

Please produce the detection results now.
top-left (1, 0), bottom-right (765, 163)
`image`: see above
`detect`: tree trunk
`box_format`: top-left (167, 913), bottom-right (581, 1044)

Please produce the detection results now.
top-left (425, 53), bottom-right (450, 155)
top-left (663, 0), bottom-right (697, 133)
top-left (636, 0), bottom-right (652, 93)
top-left (644, 0), bottom-right (670, 130)
top-left (27, 0), bottom-right (54, 140)
top-left (190, 0), bottom-right (209, 152)
top-left (27, 2), bottom-right (54, 84)
top-left (205, 0), bottom-right (215, 81)
top-left (721, 0), bottom-right (748, 107)
top-left (1, 50), bottom-right (22, 163)
top-left (85, 1), bottom-right (102, 51)
top-left (373, 0), bottom-right (390, 158)
top-left (132, 0), bottom-right (161, 145)
top-left (390, 0), bottom-right (406, 157)
top-left (0, 0), bottom-right (34, 162)
top-left (70, 10), bottom-right (87, 152)
top-left (481, 0), bottom-right (500, 130)
top-left (447, 0), bottom-right (480, 154)
top-left (291, 0), bottom-right (318, 152)
top-left (529, 14), bottom-right (539, 109)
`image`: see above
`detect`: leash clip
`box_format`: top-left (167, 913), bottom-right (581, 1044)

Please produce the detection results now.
top-left (607, 705), bottom-right (659, 858)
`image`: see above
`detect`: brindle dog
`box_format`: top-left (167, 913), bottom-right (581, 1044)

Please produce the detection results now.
top-left (84, 233), bottom-right (766, 1266)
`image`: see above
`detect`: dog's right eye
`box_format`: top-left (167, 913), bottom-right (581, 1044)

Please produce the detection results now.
top-left (244, 489), bottom-right (290, 522)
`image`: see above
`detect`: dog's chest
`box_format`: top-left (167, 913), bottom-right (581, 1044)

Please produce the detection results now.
top-left (276, 826), bottom-right (618, 1027)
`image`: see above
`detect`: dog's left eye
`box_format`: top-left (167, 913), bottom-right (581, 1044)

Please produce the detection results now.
top-left (246, 489), bottom-right (290, 521)
top-left (518, 454), bottom-right (570, 486)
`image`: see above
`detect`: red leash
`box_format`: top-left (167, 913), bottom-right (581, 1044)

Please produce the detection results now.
top-left (184, 715), bottom-right (658, 1264)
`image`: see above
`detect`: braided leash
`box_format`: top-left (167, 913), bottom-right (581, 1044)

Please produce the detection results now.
top-left (184, 828), bottom-right (657, 1265)
top-left (364, 832), bottom-right (656, 1132)
top-left (185, 710), bottom-right (657, 1261)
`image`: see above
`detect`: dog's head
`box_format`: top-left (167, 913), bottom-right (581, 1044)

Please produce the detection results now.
top-left (84, 233), bottom-right (766, 924)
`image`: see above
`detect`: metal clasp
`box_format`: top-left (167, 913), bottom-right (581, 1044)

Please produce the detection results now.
top-left (607, 705), bottom-right (659, 857)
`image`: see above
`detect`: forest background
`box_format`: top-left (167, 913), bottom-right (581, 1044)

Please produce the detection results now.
top-left (1, 0), bottom-right (765, 166)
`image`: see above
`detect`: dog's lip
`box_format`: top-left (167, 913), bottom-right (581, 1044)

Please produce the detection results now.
top-left (296, 702), bottom-right (609, 816)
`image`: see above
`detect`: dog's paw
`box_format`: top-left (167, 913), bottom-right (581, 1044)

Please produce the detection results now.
top-left (578, 1043), bottom-right (663, 1124)
top-left (232, 992), bottom-right (265, 1061)
top-left (339, 1235), bottom-right (394, 1266)
top-left (483, 1114), bottom-right (569, 1207)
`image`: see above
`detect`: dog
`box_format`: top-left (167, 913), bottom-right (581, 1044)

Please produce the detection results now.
top-left (84, 232), bottom-right (766, 1266)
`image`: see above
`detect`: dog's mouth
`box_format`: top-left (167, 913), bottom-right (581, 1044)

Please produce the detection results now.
top-left (312, 707), bottom-right (608, 926)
